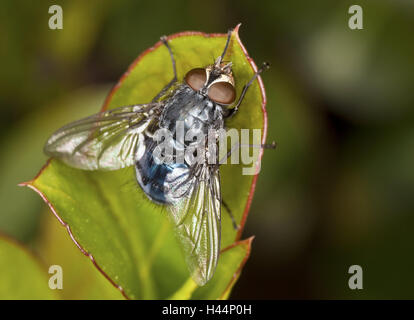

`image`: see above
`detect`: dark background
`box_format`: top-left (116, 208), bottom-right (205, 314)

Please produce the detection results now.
top-left (1, 0), bottom-right (414, 299)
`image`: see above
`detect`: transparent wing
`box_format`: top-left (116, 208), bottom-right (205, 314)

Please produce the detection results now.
top-left (44, 103), bottom-right (161, 170)
top-left (168, 164), bottom-right (221, 286)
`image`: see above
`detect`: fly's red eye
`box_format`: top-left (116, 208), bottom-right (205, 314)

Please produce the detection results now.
top-left (207, 82), bottom-right (236, 105)
top-left (185, 68), bottom-right (207, 91)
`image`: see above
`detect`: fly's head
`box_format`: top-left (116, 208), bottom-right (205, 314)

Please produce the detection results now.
top-left (184, 55), bottom-right (236, 106)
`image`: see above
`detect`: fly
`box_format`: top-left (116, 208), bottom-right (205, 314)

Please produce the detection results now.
top-left (44, 28), bottom-right (269, 285)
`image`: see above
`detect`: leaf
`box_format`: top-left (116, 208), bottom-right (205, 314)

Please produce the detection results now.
top-left (169, 237), bottom-right (253, 300)
top-left (192, 237), bottom-right (254, 300)
top-left (0, 85), bottom-right (110, 241)
top-left (22, 24), bottom-right (267, 299)
top-left (35, 211), bottom-right (124, 300)
top-left (0, 235), bottom-right (58, 300)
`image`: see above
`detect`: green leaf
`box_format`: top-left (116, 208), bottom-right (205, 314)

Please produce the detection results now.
top-left (35, 211), bottom-right (124, 300)
top-left (0, 85), bottom-right (110, 241)
top-left (0, 235), bottom-right (58, 300)
top-left (22, 25), bottom-right (266, 299)
top-left (192, 237), bottom-right (254, 300)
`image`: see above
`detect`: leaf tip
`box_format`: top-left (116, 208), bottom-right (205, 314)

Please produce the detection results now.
top-left (246, 235), bottom-right (255, 245)
top-left (233, 23), bottom-right (242, 35)
top-left (17, 181), bottom-right (30, 187)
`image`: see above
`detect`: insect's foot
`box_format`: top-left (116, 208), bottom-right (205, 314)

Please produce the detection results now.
top-left (258, 62), bottom-right (270, 74)
top-left (262, 141), bottom-right (277, 149)
top-left (232, 221), bottom-right (240, 231)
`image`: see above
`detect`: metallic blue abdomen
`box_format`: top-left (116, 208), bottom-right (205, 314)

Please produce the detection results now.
top-left (135, 141), bottom-right (189, 204)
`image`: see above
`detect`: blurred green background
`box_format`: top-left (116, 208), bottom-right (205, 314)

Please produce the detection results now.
top-left (1, 0), bottom-right (414, 299)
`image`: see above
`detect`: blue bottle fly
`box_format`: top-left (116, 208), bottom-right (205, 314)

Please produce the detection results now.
top-left (44, 28), bottom-right (269, 285)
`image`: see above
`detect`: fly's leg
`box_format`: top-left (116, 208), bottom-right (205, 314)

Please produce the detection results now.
top-left (222, 199), bottom-right (239, 230)
top-left (218, 141), bottom-right (276, 229)
top-left (217, 29), bottom-right (232, 64)
top-left (224, 62), bottom-right (270, 118)
top-left (152, 36), bottom-right (178, 102)
top-left (219, 141), bottom-right (277, 165)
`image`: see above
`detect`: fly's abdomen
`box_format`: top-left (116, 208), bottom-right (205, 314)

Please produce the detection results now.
top-left (135, 140), bottom-right (191, 204)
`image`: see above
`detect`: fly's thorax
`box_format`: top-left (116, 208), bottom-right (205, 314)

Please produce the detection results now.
top-left (160, 84), bottom-right (225, 137)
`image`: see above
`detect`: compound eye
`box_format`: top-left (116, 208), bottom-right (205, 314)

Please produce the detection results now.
top-left (185, 68), bottom-right (207, 91)
top-left (208, 82), bottom-right (236, 105)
